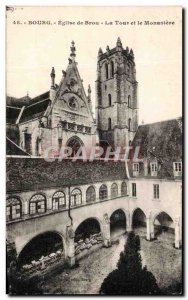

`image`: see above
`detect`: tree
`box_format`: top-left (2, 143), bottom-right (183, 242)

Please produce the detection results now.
top-left (100, 232), bottom-right (160, 295)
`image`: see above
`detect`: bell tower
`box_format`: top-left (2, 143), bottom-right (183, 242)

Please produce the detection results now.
top-left (95, 37), bottom-right (138, 149)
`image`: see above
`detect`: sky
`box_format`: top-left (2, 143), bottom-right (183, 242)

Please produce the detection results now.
top-left (6, 6), bottom-right (182, 124)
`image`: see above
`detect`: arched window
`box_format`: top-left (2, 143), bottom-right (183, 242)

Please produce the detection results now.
top-left (86, 186), bottom-right (96, 203)
top-left (6, 197), bottom-right (22, 221)
top-left (71, 188), bottom-right (82, 206)
top-left (121, 181), bottom-right (127, 196)
top-left (29, 194), bottom-right (46, 215)
top-left (111, 183), bottom-right (118, 198)
top-left (108, 94), bottom-right (112, 106)
top-left (67, 137), bottom-right (83, 157)
top-left (108, 118), bottom-right (112, 130)
top-left (52, 191), bottom-right (66, 210)
top-left (99, 184), bottom-right (108, 200)
top-left (105, 63), bottom-right (108, 80)
top-left (128, 95), bottom-right (131, 108)
top-left (128, 118), bottom-right (131, 131)
top-left (111, 61), bottom-right (114, 77)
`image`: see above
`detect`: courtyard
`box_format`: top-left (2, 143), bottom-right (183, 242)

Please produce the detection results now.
top-left (40, 230), bottom-right (182, 295)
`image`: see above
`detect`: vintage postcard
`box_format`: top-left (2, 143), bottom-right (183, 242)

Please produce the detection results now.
top-left (6, 6), bottom-right (183, 295)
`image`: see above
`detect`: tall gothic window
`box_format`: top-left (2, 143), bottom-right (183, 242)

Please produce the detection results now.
top-left (71, 188), bottom-right (82, 206)
top-left (111, 61), bottom-right (114, 77)
top-left (128, 95), bottom-right (131, 108)
top-left (108, 118), bottom-right (112, 130)
top-left (105, 63), bottom-right (108, 80)
top-left (99, 184), bottom-right (108, 200)
top-left (6, 197), bottom-right (22, 221)
top-left (52, 191), bottom-right (66, 210)
top-left (29, 194), bottom-right (46, 215)
top-left (121, 181), bottom-right (127, 196)
top-left (111, 183), bottom-right (118, 198)
top-left (86, 186), bottom-right (96, 203)
top-left (108, 94), bottom-right (112, 106)
top-left (128, 118), bottom-right (131, 131)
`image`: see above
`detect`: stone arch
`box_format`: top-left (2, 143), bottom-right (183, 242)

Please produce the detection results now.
top-left (66, 136), bottom-right (84, 157)
top-left (6, 196), bottom-right (22, 221)
top-left (74, 217), bottom-right (102, 243)
top-left (70, 188), bottom-right (82, 207)
top-left (152, 211), bottom-right (174, 240)
top-left (99, 184), bottom-right (108, 200)
top-left (29, 192), bottom-right (47, 215)
top-left (132, 207), bottom-right (147, 236)
top-left (17, 230), bottom-right (65, 268)
top-left (52, 190), bottom-right (66, 210)
top-left (111, 182), bottom-right (118, 198)
top-left (86, 185), bottom-right (96, 203)
top-left (110, 208), bottom-right (127, 239)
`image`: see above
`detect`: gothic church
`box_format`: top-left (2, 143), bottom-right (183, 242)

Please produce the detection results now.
top-left (6, 38), bottom-right (138, 155)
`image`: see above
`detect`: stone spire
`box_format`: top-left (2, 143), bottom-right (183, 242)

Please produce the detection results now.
top-left (70, 40), bottom-right (76, 61)
top-left (98, 47), bottom-right (103, 59)
top-left (116, 37), bottom-right (122, 47)
top-left (130, 48), bottom-right (134, 59)
top-left (106, 45), bottom-right (110, 55)
top-left (50, 67), bottom-right (55, 89)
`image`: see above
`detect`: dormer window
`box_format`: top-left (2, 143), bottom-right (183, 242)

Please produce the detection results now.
top-left (173, 162), bottom-right (182, 176)
top-left (150, 162), bottom-right (157, 176)
top-left (133, 163), bottom-right (139, 177)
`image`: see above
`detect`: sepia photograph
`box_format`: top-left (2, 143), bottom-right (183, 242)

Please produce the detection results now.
top-left (6, 6), bottom-right (182, 295)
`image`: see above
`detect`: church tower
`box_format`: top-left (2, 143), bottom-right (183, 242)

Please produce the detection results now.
top-left (96, 38), bottom-right (138, 149)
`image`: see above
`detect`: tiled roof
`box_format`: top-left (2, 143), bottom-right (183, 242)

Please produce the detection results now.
top-left (6, 91), bottom-right (50, 124)
top-left (19, 98), bottom-right (50, 123)
top-left (6, 95), bottom-right (31, 108)
top-left (129, 118), bottom-right (182, 179)
top-left (6, 137), bottom-right (30, 157)
top-left (6, 106), bottom-right (21, 124)
top-left (6, 158), bottom-right (127, 192)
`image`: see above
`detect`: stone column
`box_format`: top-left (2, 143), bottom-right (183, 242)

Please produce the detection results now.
top-left (66, 225), bottom-right (75, 267)
top-left (126, 212), bottom-right (132, 232)
top-left (102, 214), bottom-right (111, 247)
top-left (150, 222), bottom-right (155, 240)
top-left (146, 214), bottom-right (151, 241)
top-left (174, 218), bottom-right (181, 249)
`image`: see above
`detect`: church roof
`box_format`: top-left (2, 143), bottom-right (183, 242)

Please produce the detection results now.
top-left (6, 137), bottom-right (30, 157)
top-left (6, 158), bottom-right (128, 192)
top-left (6, 95), bottom-right (31, 108)
top-left (19, 97), bottom-right (50, 123)
top-left (6, 91), bottom-right (51, 124)
top-left (129, 118), bottom-right (182, 179)
top-left (6, 106), bottom-right (21, 124)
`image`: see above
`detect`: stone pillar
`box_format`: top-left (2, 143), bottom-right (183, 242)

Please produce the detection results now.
top-left (150, 222), bottom-right (155, 240)
top-left (102, 214), bottom-right (111, 247)
top-left (146, 214), bottom-right (151, 241)
top-left (126, 212), bottom-right (132, 232)
top-left (175, 218), bottom-right (181, 249)
top-left (66, 225), bottom-right (75, 267)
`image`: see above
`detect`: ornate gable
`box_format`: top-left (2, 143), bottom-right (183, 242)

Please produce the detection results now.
top-left (51, 42), bottom-right (93, 126)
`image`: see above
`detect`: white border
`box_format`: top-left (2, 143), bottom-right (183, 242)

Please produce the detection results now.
top-left (1, 0), bottom-right (187, 298)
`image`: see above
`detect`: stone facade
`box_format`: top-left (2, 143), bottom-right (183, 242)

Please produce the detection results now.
top-left (96, 38), bottom-right (138, 148)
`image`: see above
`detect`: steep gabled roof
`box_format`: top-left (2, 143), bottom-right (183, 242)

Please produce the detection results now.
top-left (19, 97), bottom-right (51, 123)
top-left (6, 106), bottom-right (21, 124)
top-left (6, 137), bottom-right (30, 156)
top-left (6, 95), bottom-right (31, 108)
top-left (129, 118), bottom-right (182, 179)
top-left (6, 158), bottom-right (127, 192)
